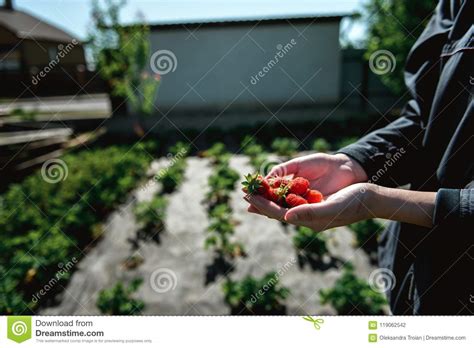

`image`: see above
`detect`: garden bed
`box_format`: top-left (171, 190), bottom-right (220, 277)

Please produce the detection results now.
top-left (40, 154), bottom-right (384, 315)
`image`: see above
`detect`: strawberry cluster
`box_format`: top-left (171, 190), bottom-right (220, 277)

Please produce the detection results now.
top-left (242, 173), bottom-right (323, 207)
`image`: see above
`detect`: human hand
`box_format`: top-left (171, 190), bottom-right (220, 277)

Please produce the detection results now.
top-left (245, 183), bottom-right (376, 231)
top-left (265, 153), bottom-right (367, 196)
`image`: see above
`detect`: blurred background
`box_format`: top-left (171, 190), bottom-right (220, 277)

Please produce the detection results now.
top-left (0, 0), bottom-right (436, 316)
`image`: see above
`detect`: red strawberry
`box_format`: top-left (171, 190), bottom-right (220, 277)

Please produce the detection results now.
top-left (242, 173), bottom-right (270, 196)
top-left (285, 193), bottom-right (308, 207)
top-left (305, 189), bottom-right (323, 203)
top-left (288, 177), bottom-right (309, 195)
top-left (269, 176), bottom-right (290, 189)
top-left (257, 176), bottom-right (270, 195)
top-left (265, 188), bottom-right (281, 203)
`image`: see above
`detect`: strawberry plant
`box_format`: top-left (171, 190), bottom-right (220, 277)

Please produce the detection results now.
top-left (241, 136), bottom-right (270, 170)
top-left (312, 138), bottom-right (331, 153)
top-left (168, 141), bottom-right (190, 157)
top-left (222, 273), bottom-right (290, 314)
top-left (206, 163), bottom-right (240, 208)
top-left (271, 137), bottom-right (299, 157)
top-left (349, 219), bottom-right (384, 262)
top-left (158, 161), bottom-right (186, 193)
top-left (241, 136), bottom-right (264, 158)
top-left (319, 263), bottom-right (387, 314)
top-left (157, 142), bottom-right (189, 193)
top-left (96, 278), bottom-right (145, 315)
top-left (134, 196), bottom-right (167, 241)
top-left (337, 136), bottom-right (359, 149)
top-left (293, 226), bottom-right (328, 259)
top-left (200, 142), bottom-right (231, 165)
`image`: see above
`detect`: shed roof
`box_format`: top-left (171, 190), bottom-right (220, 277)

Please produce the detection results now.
top-left (0, 8), bottom-right (79, 43)
top-left (148, 12), bottom-right (351, 29)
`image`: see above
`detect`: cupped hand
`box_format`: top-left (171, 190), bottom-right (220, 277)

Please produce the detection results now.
top-left (245, 183), bottom-right (376, 232)
top-left (266, 153), bottom-right (367, 196)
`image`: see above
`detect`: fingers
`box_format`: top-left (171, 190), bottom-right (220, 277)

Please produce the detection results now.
top-left (284, 201), bottom-right (334, 224)
top-left (244, 193), bottom-right (288, 220)
top-left (247, 204), bottom-right (263, 215)
top-left (284, 204), bottom-right (317, 224)
top-left (266, 159), bottom-right (299, 179)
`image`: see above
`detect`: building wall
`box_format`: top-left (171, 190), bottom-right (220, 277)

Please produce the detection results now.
top-left (0, 26), bottom-right (17, 44)
top-left (149, 20), bottom-right (341, 113)
top-left (22, 40), bottom-right (86, 68)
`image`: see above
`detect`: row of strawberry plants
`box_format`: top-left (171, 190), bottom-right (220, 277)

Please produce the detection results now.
top-left (133, 142), bottom-right (190, 242)
top-left (215, 138), bottom-right (291, 314)
top-left (96, 142), bottom-right (190, 315)
top-left (202, 143), bottom-right (244, 259)
top-left (0, 142), bottom-right (157, 314)
top-left (241, 135), bottom-right (333, 163)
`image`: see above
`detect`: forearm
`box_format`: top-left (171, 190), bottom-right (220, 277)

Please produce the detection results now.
top-left (368, 184), bottom-right (436, 228)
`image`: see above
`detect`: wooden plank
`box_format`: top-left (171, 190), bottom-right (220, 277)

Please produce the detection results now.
top-left (0, 128), bottom-right (72, 146)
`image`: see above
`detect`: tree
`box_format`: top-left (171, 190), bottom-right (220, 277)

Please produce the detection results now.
top-left (88, 0), bottom-right (159, 117)
top-left (364, 0), bottom-right (437, 95)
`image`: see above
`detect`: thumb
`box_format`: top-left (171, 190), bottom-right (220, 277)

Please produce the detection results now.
top-left (284, 204), bottom-right (319, 223)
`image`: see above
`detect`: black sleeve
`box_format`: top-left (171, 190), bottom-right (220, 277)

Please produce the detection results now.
top-left (338, 4), bottom-right (451, 187)
top-left (433, 188), bottom-right (474, 226)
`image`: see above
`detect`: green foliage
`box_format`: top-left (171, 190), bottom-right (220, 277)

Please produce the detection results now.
top-left (201, 142), bottom-right (228, 161)
top-left (364, 0), bottom-right (437, 94)
top-left (293, 227), bottom-right (328, 257)
top-left (320, 264), bottom-right (386, 314)
top-left (157, 160), bottom-right (186, 193)
top-left (88, 0), bottom-right (159, 116)
top-left (0, 144), bottom-right (152, 314)
top-left (206, 163), bottom-right (239, 207)
top-left (241, 136), bottom-right (264, 157)
top-left (203, 143), bottom-right (244, 259)
top-left (156, 142), bottom-right (189, 193)
top-left (205, 204), bottom-right (244, 258)
top-left (241, 136), bottom-right (269, 171)
top-left (168, 141), bottom-right (190, 157)
top-left (336, 136), bottom-right (358, 149)
top-left (222, 273), bottom-right (290, 314)
top-left (134, 196), bottom-right (167, 234)
top-left (271, 138), bottom-right (299, 157)
top-left (349, 219), bottom-right (384, 249)
top-left (9, 108), bottom-right (37, 121)
top-left (96, 278), bottom-right (145, 315)
top-left (312, 138), bottom-right (331, 153)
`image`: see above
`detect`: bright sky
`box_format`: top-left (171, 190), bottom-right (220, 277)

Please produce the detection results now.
top-left (8, 0), bottom-right (366, 42)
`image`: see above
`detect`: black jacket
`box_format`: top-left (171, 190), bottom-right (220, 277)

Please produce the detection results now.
top-left (339, 0), bottom-right (473, 314)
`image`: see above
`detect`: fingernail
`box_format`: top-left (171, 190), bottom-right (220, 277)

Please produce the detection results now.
top-left (285, 211), bottom-right (298, 222)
